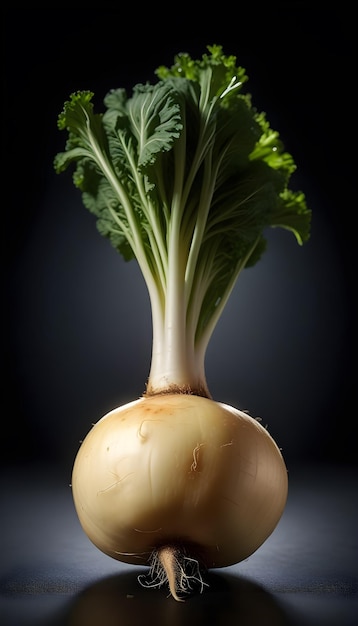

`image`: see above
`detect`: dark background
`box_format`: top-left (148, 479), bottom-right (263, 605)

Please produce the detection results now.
top-left (3, 7), bottom-right (356, 474)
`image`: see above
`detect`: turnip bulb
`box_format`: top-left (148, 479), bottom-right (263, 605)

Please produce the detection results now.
top-left (55, 45), bottom-right (311, 600)
top-left (72, 394), bottom-right (288, 600)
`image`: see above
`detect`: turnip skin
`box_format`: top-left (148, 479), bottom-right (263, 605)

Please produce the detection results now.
top-left (72, 394), bottom-right (288, 570)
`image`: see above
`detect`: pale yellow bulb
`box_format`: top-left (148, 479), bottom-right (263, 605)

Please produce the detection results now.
top-left (72, 394), bottom-right (288, 569)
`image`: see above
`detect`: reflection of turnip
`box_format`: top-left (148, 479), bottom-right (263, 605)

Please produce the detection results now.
top-left (55, 45), bottom-right (311, 600)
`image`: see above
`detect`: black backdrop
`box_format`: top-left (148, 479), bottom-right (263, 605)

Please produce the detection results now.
top-left (3, 8), bottom-right (356, 472)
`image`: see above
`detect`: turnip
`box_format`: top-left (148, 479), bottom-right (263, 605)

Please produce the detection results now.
top-left (54, 44), bottom-right (311, 601)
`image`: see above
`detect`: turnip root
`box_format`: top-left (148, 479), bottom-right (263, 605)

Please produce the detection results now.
top-left (72, 394), bottom-right (288, 600)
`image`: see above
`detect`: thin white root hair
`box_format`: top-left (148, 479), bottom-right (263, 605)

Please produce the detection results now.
top-left (191, 443), bottom-right (204, 472)
top-left (138, 545), bottom-right (208, 602)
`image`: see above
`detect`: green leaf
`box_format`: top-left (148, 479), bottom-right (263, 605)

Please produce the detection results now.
top-left (54, 45), bottom-right (312, 381)
top-left (103, 81), bottom-right (183, 170)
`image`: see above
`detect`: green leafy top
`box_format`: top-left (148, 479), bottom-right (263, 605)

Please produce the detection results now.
top-left (54, 44), bottom-right (311, 397)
